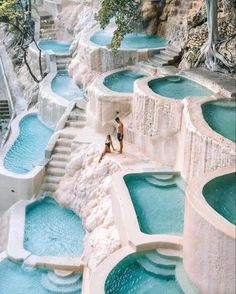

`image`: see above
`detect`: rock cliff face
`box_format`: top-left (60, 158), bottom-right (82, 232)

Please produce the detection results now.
top-left (54, 144), bottom-right (121, 270)
top-left (57, 0), bottom-right (235, 78)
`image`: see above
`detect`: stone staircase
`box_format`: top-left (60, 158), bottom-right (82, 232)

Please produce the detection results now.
top-left (40, 13), bottom-right (56, 39)
top-left (138, 44), bottom-right (182, 71)
top-left (56, 55), bottom-right (71, 71)
top-left (137, 250), bottom-right (197, 293)
top-left (41, 271), bottom-right (82, 293)
top-left (42, 107), bottom-right (87, 193)
top-left (0, 100), bottom-right (10, 120)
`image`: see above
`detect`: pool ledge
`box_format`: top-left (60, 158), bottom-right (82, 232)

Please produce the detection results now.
top-left (179, 97), bottom-right (236, 180)
top-left (78, 26), bottom-right (165, 75)
top-left (7, 199), bottom-right (85, 271)
top-left (183, 166), bottom-right (236, 293)
top-left (0, 110), bottom-right (49, 212)
top-left (111, 170), bottom-right (183, 250)
top-left (86, 66), bottom-right (149, 132)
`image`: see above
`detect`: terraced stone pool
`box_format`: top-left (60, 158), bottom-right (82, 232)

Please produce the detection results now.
top-left (202, 99), bottom-right (236, 142)
top-left (24, 196), bottom-right (85, 257)
top-left (203, 172), bottom-right (236, 225)
top-left (4, 113), bottom-right (53, 174)
top-left (0, 258), bottom-right (82, 294)
top-left (38, 39), bottom-right (70, 54)
top-left (103, 70), bottom-right (145, 93)
top-left (148, 76), bottom-right (213, 99)
top-left (105, 250), bottom-right (198, 294)
top-left (124, 173), bottom-right (185, 235)
top-left (90, 31), bottom-right (167, 49)
top-left (52, 70), bottom-right (83, 100)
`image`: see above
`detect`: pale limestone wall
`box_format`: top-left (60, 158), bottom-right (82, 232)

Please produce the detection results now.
top-left (127, 77), bottom-right (183, 166)
top-left (86, 69), bottom-right (133, 133)
top-left (54, 144), bottom-right (121, 270)
top-left (183, 167), bottom-right (236, 294)
top-left (178, 97), bottom-right (236, 180)
top-left (0, 211), bottom-right (10, 252)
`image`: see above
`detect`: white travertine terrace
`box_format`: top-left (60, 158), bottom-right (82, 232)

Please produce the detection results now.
top-left (86, 66), bottom-right (149, 133)
top-left (183, 166), bottom-right (236, 294)
top-left (54, 144), bottom-right (122, 270)
top-left (178, 97), bottom-right (236, 180)
top-left (0, 1), bottom-right (235, 293)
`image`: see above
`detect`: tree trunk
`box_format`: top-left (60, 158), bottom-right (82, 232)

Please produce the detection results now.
top-left (195, 0), bottom-right (234, 73)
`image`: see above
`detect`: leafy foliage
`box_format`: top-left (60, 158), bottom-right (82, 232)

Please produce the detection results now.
top-left (96, 0), bottom-right (142, 50)
top-left (0, 0), bottom-right (44, 82)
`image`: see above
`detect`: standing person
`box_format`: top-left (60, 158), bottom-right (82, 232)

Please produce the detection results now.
top-left (115, 117), bottom-right (124, 154)
top-left (99, 135), bottom-right (115, 162)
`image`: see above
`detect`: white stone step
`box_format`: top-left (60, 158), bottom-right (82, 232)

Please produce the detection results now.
top-left (51, 153), bottom-right (70, 161)
top-left (44, 175), bottom-right (61, 184)
top-left (137, 257), bottom-right (175, 279)
top-left (48, 161), bottom-right (67, 169)
top-left (59, 132), bottom-right (75, 140)
top-left (42, 183), bottom-right (58, 192)
top-left (56, 138), bottom-right (72, 147)
top-left (65, 121), bottom-right (85, 128)
top-left (54, 146), bottom-right (71, 155)
top-left (47, 167), bottom-right (65, 177)
top-left (68, 113), bottom-right (87, 122)
top-left (145, 252), bottom-right (177, 269)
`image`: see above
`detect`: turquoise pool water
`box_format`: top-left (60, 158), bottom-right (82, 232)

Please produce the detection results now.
top-left (105, 251), bottom-right (198, 294)
top-left (103, 70), bottom-right (145, 93)
top-left (0, 258), bottom-right (82, 294)
top-left (202, 99), bottom-right (236, 142)
top-left (203, 172), bottom-right (236, 225)
top-left (90, 31), bottom-right (167, 49)
top-left (4, 114), bottom-right (53, 174)
top-left (24, 197), bottom-right (85, 256)
top-left (124, 173), bottom-right (185, 234)
top-left (52, 70), bottom-right (83, 100)
top-left (148, 76), bottom-right (213, 100)
top-left (38, 40), bottom-right (70, 54)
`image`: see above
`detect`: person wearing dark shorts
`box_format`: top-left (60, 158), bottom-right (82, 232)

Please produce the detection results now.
top-left (115, 117), bottom-right (124, 154)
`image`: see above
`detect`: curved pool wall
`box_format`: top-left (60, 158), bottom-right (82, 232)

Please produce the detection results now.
top-left (78, 27), bottom-right (165, 84)
top-left (90, 31), bottom-right (167, 49)
top-left (111, 171), bottom-right (183, 248)
top-left (148, 75), bottom-right (213, 100)
top-left (38, 39), bottom-right (71, 54)
top-left (203, 172), bottom-right (236, 225)
top-left (4, 113), bottom-right (53, 174)
top-left (124, 173), bottom-right (185, 235)
top-left (7, 196), bottom-right (85, 271)
top-left (0, 256), bottom-right (83, 294)
top-left (0, 111), bottom-right (52, 213)
top-left (178, 97), bottom-right (236, 181)
top-left (51, 70), bottom-right (83, 101)
top-left (24, 196), bottom-right (85, 257)
top-left (87, 67), bottom-right (148, 133)
top-left (104, 250), bottom-right (197, 294)
top-left (202, 99), bottom-right (236, 143)
top-left (128, 72), bottom-right (233, 169)
top-left (183, 166), bottom-right (236, 294)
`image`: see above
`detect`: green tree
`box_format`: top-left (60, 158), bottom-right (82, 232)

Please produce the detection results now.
top-left (0, 0), bottom-right (44, 82)
top-left (96, 0), bottom-right (142, 50)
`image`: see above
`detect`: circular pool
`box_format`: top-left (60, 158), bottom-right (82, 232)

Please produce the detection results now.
top-left (202, 99), bottom-right (236, 142)
top-left (105, 251), bottom-right (197, 294)
top-left (203, 172), bottom-right (236, 225)
top-left (103, 70), bottom-right (145, 93)
top-left (148, 76), bottom-right (213, 100)
top-left (90, 31), bottom-right (167, 49)
top-left (38, 40), bottom-right (70, 54)
top-left (52, 70), bottom-right (83, 100)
